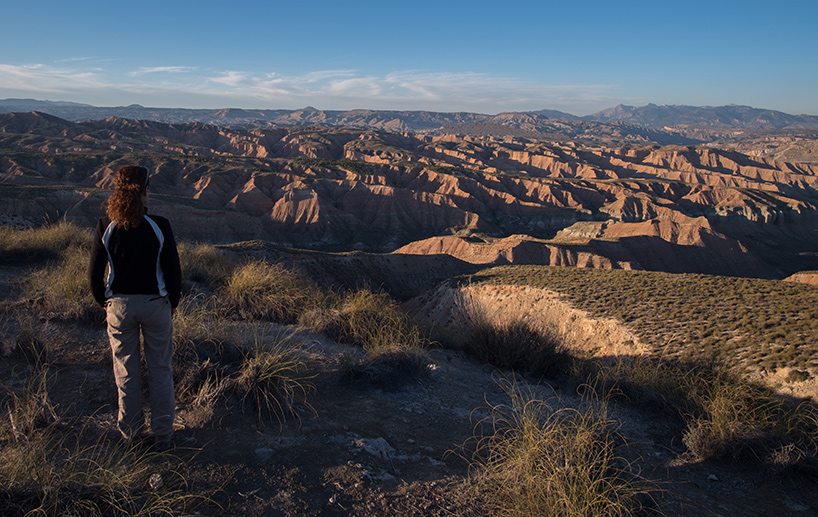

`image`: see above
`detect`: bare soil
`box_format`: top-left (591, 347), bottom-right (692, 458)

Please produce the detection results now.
top-left (2, 264), bottom-right (818, 516)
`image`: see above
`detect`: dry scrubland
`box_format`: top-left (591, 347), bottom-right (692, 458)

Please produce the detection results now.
top-left (460, 266), bottom-right (818, 388)
top-left (1, 223), bottom-right (818, 516)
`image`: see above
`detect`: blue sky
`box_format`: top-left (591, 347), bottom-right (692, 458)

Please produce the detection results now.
top-left (1, 0), bottom-right (816, 115)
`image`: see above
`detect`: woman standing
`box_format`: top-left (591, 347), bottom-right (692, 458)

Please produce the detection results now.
top-left (88, 165), bottom-right (182, 450)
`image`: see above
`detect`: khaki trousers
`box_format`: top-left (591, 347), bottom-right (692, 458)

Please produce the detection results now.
top-left (106, 294), bottom-right (175, 440)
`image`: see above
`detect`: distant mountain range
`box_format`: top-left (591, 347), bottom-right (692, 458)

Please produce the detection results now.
top-left (2, 98), bottom-right (817, 133)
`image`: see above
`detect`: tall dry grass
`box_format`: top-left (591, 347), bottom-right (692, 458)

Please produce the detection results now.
top-left (466, 377), bottom-right (657, 516)
top-left (596, 356), bottom-right (818, 468)
top-left (221, 261), bottom-right (326, 323)
top-left (324, 289), bottom-right (424, 355)
top-left (172, 296), bottom-right (316, 425)
top-left (231, 332), bottom-right (315, 424)
top-left (0, 222), bottom-right (91, 265)
top-left (0, 426), bottom-right (210, 516)
top-left (1, 369), bottom-right (57, 443)
top-left (178, 242), bottom-right (236, 292)
top-left (23, 244), bottom-right (100, 322)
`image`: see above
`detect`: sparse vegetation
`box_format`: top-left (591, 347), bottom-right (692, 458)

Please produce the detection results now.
top-left (312, 289), bottom-right (424, 355)
top-left (23, 243), bottom-right (101, 322)
top-left (595, 356), bottom-right (818, 467)
top-left (449, 269), bottom-right (818, 472)
top-left (2, 222), bottom-right (818, 514)
top-left (461, 265), bottom-right (818, 377)
top-left (0, 221), bottom-right (91, 265)
top-left (457, 293), bottom-right (572, 379)
top-left (178, 241), bottom-right (237, 292)
top-left (0, 425), bottom-right (210, 516)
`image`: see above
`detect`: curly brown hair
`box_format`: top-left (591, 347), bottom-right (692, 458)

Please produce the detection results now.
top-left (105, 165), bottom-right (149, 229)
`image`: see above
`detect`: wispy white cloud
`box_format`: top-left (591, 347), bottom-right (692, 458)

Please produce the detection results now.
top-left (0, 63), bottom-right (106, 92)
top-left (210, 70), bottom-right (252, 87)
top-left (0, 61), bottom-right (622, 114)
top-left (130, 66), bottom-right (198, 76)
top-left (55, 56), bottom-right (96, 63)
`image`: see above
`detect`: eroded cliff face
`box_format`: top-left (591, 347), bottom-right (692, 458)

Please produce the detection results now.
top-left (405, 282), bottom-right (647, 358)
top-left (2, 113), bottom-right (818, 277)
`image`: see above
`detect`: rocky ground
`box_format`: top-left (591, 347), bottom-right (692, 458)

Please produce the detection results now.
top-left (2, 259), bottom-right (817, 516)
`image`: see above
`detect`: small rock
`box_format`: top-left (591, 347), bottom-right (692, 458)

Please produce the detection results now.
top-left (149, 473), bottom-right (163, 490)
top-left (255, 447), bottom-right (274, 462)
top-left (708, 474), bottom-right (718, 481)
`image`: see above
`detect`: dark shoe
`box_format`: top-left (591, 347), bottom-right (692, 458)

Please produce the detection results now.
top-left (154, 435), bottom-right (174, 452)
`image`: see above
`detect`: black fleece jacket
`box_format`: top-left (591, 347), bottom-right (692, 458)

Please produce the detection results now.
top-left (88, 212), bottom-right (182, 308)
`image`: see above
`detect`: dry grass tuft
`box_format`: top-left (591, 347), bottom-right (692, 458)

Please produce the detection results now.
top-left (0, 426), bottom-right (211, 516)
top-left (466, 377), bottom-right (658, 516)
top-left (178, 242), bottom-right (236, 291)
top-left (221, 261), bottom-right (325, 323)
top-left (303, 289), bottom-right (424, 356)
top-left (596, 356), bottom-right (818, 468)
top-left (0, 222), bottom-right (91, 265)
top-left (231, 332), bottom-right (315, 424)
top-left (454, 288), bottom-right (573, 379)
top-left (465, 317), bottom-right (571, 379)
top-left (22, 242), bottom-right (101, 323)
top-left (1, 370), bottom-right (58, 443)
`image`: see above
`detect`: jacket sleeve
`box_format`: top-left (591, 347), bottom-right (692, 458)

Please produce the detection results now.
top-left (159, 219), bottom-right (183, 308)
top-left (88, 220), bottom-right (109, 307)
